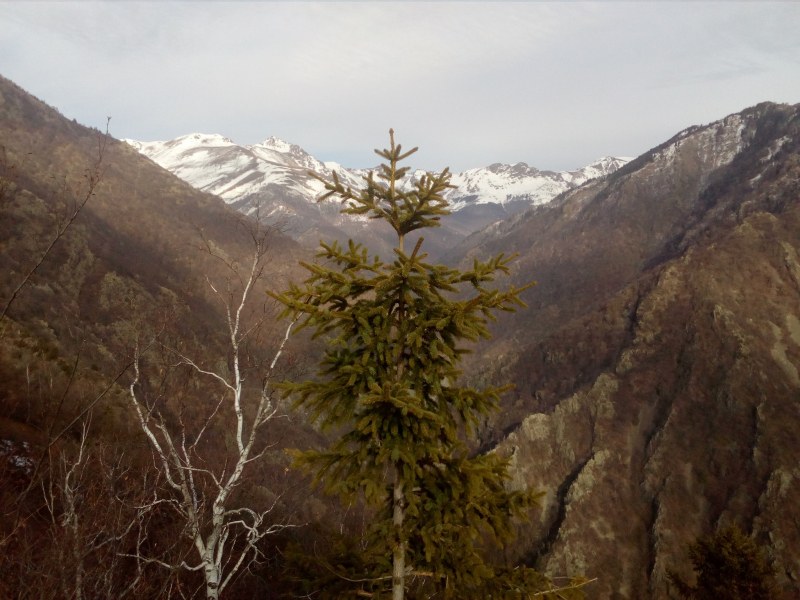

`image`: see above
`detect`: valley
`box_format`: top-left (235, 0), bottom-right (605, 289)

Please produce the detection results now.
top-left (1, 72), bottom-right (798, 599)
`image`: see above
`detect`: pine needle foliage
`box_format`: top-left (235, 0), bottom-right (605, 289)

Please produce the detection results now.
top-left (668, 526), bottom-right (776, 600)
top-left (272, 131), bottom-right (545, 599)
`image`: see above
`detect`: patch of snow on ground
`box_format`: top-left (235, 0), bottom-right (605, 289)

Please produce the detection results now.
top-left (1, 439), bottom-right (34, 475)
top-left (762, 136), bottom-right (792, 163)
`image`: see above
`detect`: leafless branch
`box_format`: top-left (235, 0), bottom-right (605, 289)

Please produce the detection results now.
top-left (528, 576), bottom-right (598, 598)
top-left (125, 223), bottom-right (298, 598)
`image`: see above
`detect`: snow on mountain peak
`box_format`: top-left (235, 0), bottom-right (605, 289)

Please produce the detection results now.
top-left (258, 136), bottom-right (294, 153)
top-left (585, 156), bottom-right (633, 172)
top-left (443, 156), bottom-right (631, 211)
top-left (126, 133), bottom-right (369, 204)
top-left (564, 156), bottom-right (632, 184)
top-left (122, 133), bottom-right (236, 166)
top-left (174, 133), bottom-right (235, 148)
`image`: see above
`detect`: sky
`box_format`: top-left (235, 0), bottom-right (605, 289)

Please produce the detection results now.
top-left (1, 2), bottom-right (799, 173)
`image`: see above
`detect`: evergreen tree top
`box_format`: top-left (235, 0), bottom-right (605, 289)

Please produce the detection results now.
top-left (312, 129), bottom-right (454, 240)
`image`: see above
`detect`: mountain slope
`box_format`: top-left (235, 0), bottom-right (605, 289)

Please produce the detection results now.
top-left (0, 71), bottom-right (320, 433)
top-left (0, 74), bottom-right (321, 593)
top-left (456, 102), bottom-right (800, 598)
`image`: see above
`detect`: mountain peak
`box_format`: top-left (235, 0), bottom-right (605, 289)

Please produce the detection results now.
top-left (258, 136), bottom-right (295, 153)
top-left (585, 156), bottom-right (633, 170)
top-left (563, 156), bottom-right (634, 184)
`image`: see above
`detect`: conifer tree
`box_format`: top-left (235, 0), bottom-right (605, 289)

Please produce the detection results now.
top-left (669, 525), bottom-right (775, 599)
top-left (273, 131), bottom-right (551, 599)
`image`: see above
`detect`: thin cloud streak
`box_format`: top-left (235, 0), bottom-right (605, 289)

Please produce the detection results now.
top-left (1, 2), bottom-right (798, 172)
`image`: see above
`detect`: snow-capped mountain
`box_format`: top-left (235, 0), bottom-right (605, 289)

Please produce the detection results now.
top-left (446, 156), bottom-right (630, 211)
top-left (126, 133), bottom-right (628, 210)
top-left (125, 133), bottom-right (365, 207)
top-left (125, 134), bottom-right (630, 256)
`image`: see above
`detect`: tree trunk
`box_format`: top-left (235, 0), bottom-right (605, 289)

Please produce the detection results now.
top-left (392, 479), bottom-right (405, 600)
top-left (204, 561), bottom-right (221, 600)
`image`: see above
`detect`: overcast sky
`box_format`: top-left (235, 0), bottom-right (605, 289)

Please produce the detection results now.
top-left (1, 2), bottom-right (799, 172)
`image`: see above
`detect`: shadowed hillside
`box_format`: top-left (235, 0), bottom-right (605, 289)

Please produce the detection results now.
top-left (0, 73), bottom-right (314, 426)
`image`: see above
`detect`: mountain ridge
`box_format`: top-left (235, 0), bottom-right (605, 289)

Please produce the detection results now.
top-left (125, 132), bottom-right (629, 206)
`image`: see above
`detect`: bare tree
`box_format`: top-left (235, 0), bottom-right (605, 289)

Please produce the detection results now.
top-left (2, 416), bottom-right (168, 600)
top-left (39, 420), bottom-right (152, 600)
top-left (126, 219), bottom-right (297, 599)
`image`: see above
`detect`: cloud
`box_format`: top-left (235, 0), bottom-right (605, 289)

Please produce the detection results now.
top-left (1, 2), bottom-right (799, 172)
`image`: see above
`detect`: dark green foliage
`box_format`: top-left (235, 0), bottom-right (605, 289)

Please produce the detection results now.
top-left (282, 522), bottom-right (591, 600)
top-left (272, 131), bottom-right (568, 598)
top-left (669, 525), bottom-right (775, 599)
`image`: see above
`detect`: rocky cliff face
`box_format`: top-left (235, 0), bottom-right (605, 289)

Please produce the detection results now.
top-left (459, 103), bottom-right (800, 598)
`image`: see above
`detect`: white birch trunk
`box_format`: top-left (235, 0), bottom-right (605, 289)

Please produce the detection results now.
top-left (126, 225), bottom-right (296, 599)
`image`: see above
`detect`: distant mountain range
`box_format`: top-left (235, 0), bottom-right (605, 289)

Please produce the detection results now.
top-left (125, 134), bottom-right (629, 255)
top-left (125, 134), bottom-right (364, 208)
